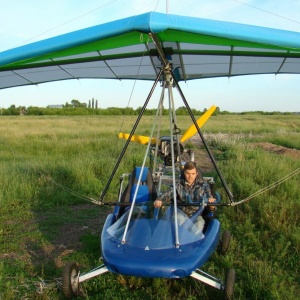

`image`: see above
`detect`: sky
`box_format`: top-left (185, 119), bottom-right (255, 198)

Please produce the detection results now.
top-left (0, 0), bottom-right (300, 112)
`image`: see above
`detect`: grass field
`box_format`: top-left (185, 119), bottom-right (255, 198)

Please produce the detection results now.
top-left (0, 114), bottom-right (299, 299)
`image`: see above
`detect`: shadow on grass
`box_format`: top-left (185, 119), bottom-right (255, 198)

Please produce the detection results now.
top-left (23, 167), bottom-right (112, 298)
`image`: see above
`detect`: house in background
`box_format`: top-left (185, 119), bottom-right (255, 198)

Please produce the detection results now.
top-left (47, 104), bottom-right (63, 108)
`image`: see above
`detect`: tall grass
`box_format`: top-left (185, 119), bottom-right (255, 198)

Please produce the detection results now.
top-left (207, 132), bottom-right (300, 299)
top-left (0, 115), bottom-right (299, 299)
top-left (201, 114), bottom-right (300, 135)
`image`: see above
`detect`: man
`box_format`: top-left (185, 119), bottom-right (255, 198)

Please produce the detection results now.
top-left (154, 161), bottom-right (216, 234)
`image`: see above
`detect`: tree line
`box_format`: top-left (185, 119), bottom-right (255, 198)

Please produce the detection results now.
top-left (0, 99), bottom-right (294, 116)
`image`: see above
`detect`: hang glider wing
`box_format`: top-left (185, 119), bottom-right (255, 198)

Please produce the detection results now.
top-left (1, 12), bottom-right (300, 89)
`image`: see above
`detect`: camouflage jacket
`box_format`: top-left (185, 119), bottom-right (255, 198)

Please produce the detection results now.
top-left (161, 178), bottom-right (212, 216)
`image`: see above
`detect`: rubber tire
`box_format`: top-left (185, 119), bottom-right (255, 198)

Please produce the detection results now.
top-left (221, 230), bottom-right (231, 255)
top-left (224, 268), bottom-right (235, 300)
top-left (62, 262), bottom-right (80, 298)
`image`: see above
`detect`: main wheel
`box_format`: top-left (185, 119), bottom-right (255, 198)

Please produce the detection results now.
top-left (224, 268), bottom-right (235, 300)
top-left (62, 262), bottom-right (80, 298)
top-left (221, 230), bottom-right (231, 255)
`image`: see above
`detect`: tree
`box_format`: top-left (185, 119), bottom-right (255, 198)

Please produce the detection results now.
top-left (212, 106), bottom-right (220, 116)
top-left (176, 106), bottom-right (188, 115)
top-left (70, 99), bottom-right (82, 107)
top-left (4, 105), bottom-right (19, 115)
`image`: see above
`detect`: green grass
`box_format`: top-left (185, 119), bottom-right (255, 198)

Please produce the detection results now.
top-left (0, 114), bottom-right (299, 299)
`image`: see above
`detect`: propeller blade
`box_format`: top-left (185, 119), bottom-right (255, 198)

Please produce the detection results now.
top-left (180, 105), bottom-right (217, 143)
top-left (118, 133), bottom-right (157, 145)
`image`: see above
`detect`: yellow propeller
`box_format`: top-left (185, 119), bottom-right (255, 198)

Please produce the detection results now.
top-left (118, 105), bottom-right (216, 145)
top-left (118, 133), bottom-right (156, 145)
top-left (180, 105), bottom-right (216, 143)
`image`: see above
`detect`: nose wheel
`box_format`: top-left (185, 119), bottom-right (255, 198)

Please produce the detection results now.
top-left (62, 262), bottom-right (80, 298)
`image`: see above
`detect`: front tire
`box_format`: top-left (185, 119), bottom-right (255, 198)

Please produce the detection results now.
top-left (62, 262), bottom-right (80, 298)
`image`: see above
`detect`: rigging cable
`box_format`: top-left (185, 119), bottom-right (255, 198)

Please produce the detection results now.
top-left (38, 172), bottom-right (101, 206)
top-left (119, 36), bottom-right (151, 133)
top-left (38, 168), bottom-right (300, 207)
top-left (231, 168), bottom-right (300, 206)
top-left (233, 0), bottom-right (300, 26)
top-left (15, 0), bottom-right (121, 47)
top-left (15, 0), bottom-right (158, 47)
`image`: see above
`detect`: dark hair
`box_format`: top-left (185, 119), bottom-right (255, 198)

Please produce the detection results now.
top-left (183, 161), bottom-right (197, 171)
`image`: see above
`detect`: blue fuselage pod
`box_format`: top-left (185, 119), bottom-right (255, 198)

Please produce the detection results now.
top-left (101, 213), bottom-right (220, 278)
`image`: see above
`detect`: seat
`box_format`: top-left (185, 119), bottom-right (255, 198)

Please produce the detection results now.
top-left (121, 166), bottom-right (157, 203)
top-left (113, 167), bottom-right (157, 221)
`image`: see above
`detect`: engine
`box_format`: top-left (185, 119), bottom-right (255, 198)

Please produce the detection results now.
top-left (159, 136), bottom-right (184, 166)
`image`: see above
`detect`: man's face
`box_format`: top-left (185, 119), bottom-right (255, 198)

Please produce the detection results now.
top-left (184, 167), bottom-right (198, 185)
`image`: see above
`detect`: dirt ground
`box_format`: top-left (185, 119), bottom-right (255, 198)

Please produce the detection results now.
top-left (252, 142), bottom-right (300, 160)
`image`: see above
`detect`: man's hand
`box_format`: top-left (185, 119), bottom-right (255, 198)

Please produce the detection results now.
top-left (154, 199), bottom-right (163, 208)
top-left (208, 197), bottom-right (216, 211)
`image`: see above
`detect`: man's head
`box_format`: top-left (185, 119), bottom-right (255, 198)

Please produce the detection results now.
top-left (183, 161), bottom-right (198, 185)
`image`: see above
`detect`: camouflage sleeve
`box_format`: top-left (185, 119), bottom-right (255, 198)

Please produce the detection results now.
top-left (203, 181), bottom-right (212, 199)
top-left (160, 187), bottom-right (174, 202)
top-left (160, 182), bottom-right (182, 203)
